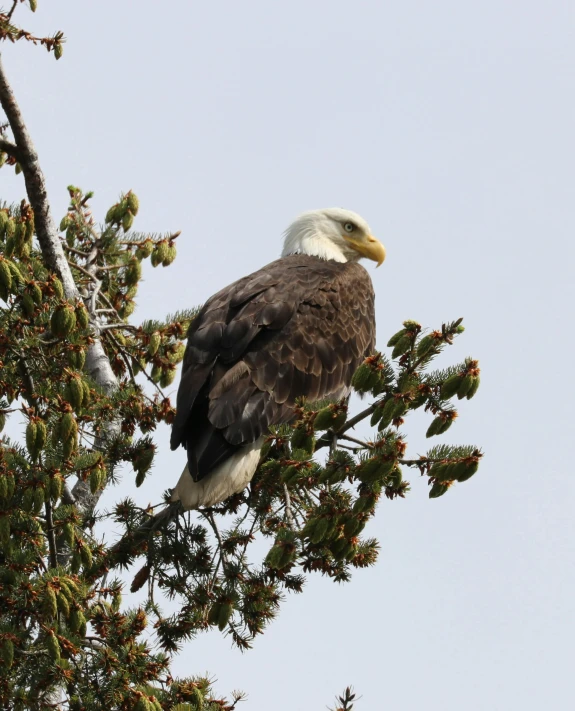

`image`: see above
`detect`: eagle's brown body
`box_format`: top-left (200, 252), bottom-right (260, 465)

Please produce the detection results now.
top-left (170, 254), bottom-right (376, 507)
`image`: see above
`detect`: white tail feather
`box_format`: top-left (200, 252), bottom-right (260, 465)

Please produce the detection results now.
top-left (171, 438), bottom-right (264, 510)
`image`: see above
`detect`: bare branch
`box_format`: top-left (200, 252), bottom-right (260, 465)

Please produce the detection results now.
top-left (283, 484), bottom-right (294, 529)
top-left (0, 53), bottom-right (75, 296)
top-left (61, 483), bottom-right (76, 506)
top-left (44, 495), bottom-right (58, 570)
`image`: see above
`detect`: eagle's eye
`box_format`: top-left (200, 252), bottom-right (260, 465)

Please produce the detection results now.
top-left (343, 222), bottom-right (356, 233)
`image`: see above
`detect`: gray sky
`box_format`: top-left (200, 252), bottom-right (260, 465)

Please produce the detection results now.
top-left (3, 1), bottom-right (575, 708)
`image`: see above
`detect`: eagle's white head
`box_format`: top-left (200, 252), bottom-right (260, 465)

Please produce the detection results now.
top-left (281, 207), bottom-right (386, 266)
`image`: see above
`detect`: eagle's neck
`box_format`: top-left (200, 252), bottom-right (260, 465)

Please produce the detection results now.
top-left (281, 227), bottom-right (349, 263)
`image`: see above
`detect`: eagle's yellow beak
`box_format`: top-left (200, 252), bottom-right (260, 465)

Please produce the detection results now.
top-left (346, 234), bottom-right (386, 267)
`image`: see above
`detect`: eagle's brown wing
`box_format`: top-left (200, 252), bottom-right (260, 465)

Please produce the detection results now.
top-left (170, 254), bottom-right (375, 481)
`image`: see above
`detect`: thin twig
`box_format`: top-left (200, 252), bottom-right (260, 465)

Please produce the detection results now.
top-left (99, 322), bottom-right (137, 332)
top-left (104, 329), bottom-right (136, 382)
top-left (283, 484), bottom-right (294, 529)
top-left (203, 510), bottom-right (230, 581)
top-left (119, 231), bottom-right (181, 245)
top-left (339, 433), bottom-right (372, 449)
top-left (95, 264), bottom-right (124, 271)
top-left (0, 135), bottom-right (21, 160)
top-left (337, 403), bottom-right (379, 435)
top-left (110, 334), bottom-right (166, 398)
top-left (315, 401), bottom-right (380, 453)
top-left (95, 290), bottom-right (123, 322)
top-left (6, 0), bottom-right (18, 22)
top-left (399, 458), bottom-right (440, 467)
top-left (63, 245), bottom-right (90, 258)
top-left (67, 259), bottom-right (99, 284)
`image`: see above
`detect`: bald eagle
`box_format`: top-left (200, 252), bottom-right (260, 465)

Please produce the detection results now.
top-left (170, 208), bottom-right (385, 509)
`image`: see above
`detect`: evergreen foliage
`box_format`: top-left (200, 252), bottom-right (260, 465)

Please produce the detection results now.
top-left (0, 4), bottom-right (483, 709)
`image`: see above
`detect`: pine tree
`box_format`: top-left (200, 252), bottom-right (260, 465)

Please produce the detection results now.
top-left (0, 4), bottom-right (483, 709)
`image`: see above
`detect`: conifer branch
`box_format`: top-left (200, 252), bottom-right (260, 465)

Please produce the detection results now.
top-left (0, 55), bottom-right (120, 524)
top-left (330, 686), bottom-right (357, 711)
top-left (15, 352), bottom-right (60, 570)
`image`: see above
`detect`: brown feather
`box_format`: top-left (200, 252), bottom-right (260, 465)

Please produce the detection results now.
top-left (170, 255), bottom-right (376, 482)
